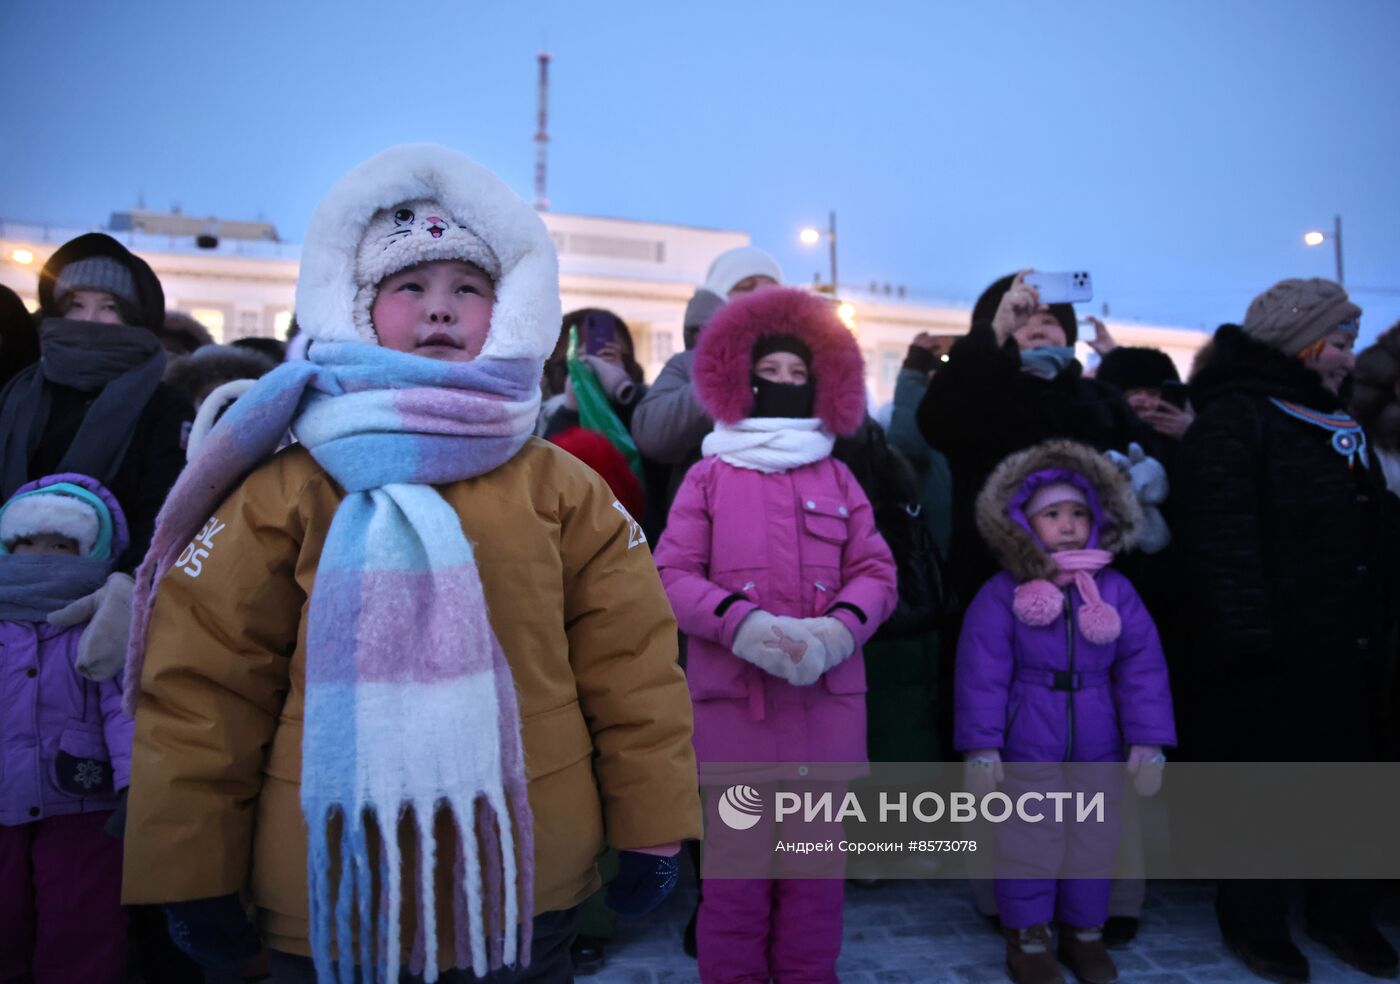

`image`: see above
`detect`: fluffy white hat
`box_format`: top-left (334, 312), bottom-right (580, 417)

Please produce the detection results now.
top-left (703, 246), bottom-right (784, 299)
top-left (0, 492), bottom-right (100, 555)
top-left (295, 144), bottom-right (561, 362)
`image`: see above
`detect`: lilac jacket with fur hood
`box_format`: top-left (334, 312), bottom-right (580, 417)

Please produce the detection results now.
top-left (954, 441), bottom-right (1176, 763)
top-left (654, 288), bottom-right (898, 764)
top-left (0, 473), bottom-right (132, 825)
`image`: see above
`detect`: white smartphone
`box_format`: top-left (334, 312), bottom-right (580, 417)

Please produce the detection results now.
top-left (1025, 271), bottom-right (1093, 305)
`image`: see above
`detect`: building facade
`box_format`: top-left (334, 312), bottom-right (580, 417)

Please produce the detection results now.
top-left (0, 214), bottom-right (1208, 405)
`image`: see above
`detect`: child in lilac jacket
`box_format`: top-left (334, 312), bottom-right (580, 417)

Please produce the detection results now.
top-left (0, 473), bottom-right (133, 984)
top-left (654, 287), bottom-right (898, 983)
top-left (955, 439), bottom-right (1175, 984)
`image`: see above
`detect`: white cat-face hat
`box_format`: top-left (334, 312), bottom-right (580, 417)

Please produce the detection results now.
top-left (295, 143), bottom-right (561, 360)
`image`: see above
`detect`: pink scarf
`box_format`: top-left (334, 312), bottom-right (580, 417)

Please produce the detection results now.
top-left (1011, 549), bottom-right (1122, 644)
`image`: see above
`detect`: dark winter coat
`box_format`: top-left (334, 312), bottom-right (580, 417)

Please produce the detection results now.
top-left (1175, 323), bottom-right (1399, 760)
top-left (954, 441), bottom-right (1175, 762)
top-left (917, 325), bottom-right (1150, 606)
top-left (20, 235), bottom-right (192, 571)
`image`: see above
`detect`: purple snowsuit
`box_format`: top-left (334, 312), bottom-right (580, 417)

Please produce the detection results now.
top-left (954, 442), bottom-right (1176, 930)
top-left (0, 473), bottom-right (132, 983)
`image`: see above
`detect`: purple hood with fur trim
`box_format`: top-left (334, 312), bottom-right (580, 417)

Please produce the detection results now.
top-left (692, 287), bottom-right (867, 436)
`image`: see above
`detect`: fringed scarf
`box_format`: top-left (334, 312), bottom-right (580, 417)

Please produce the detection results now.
top-left (124, 342), bottom-right (541, 982)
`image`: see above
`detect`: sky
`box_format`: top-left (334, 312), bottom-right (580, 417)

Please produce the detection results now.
top-left (2, 0), bottom-right (1398, 342)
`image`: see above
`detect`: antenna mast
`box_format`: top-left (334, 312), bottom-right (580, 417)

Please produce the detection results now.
top-left (534, 50), bottom-right (551, 211)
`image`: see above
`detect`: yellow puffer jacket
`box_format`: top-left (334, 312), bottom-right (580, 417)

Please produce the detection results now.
top-left (121, 438), bottom-right (701, 961)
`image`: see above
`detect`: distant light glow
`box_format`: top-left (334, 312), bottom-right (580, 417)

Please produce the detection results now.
top-left (11, 249), bottom-right (33, 265)
top-left (799, 228), bottom-right (821, 245)
top-left (1304, 231), bottom-right (1326, 247)
top-left (940, 354), bottom-right (951, 363)
top-left (837, 302), bottom-right (857, 331)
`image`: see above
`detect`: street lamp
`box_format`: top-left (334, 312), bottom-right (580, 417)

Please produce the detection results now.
top-left (1304, 215), bottom-right (1344, 284)
top-left (799, 211), bottom-right (838, 294)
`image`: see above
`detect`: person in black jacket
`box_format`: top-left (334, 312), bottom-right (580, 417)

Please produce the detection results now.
top-left (0, 233), bottom-right (193, 574)
top-left (917, 271), bottom-right (1150, 607)
top-left (0, 284), bottom-right (39, 390)
top-left (1176, 279), bottom-right (1398, 983)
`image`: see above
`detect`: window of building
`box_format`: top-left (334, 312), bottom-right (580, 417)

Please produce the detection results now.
top-left (650, 329), bottom-right (673, 365)
top-left (881, 349), bottom-right (902, 390)
top-left (237, 310), bottom-right (261, 337)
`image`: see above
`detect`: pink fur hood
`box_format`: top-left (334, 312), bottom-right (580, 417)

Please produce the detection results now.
top-left (691, 287), bottom-right (867, 436)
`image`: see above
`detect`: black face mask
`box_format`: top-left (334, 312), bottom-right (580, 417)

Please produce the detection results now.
top-left (750, 375), bottom-right (816, 419)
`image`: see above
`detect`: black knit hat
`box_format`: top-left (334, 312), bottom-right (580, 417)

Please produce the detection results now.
top-left (1096, 346), bottom-right (1180, 392)
top-left (971, 273), bottom-right (1078, 346)
top-left (751, 332), bottom-right (813, 367)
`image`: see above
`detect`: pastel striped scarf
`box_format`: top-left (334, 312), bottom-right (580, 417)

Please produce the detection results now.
top-left (125, 342), bottom-right (541, 982)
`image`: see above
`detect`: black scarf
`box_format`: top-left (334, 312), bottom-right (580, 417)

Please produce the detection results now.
top-left (0, 318), bottom-right (165, 499)
top-left (750, 375), bottom-right (816, 419)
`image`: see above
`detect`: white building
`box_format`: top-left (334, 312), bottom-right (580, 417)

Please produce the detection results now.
top-left (0, 213), bottom-right (1208, 405)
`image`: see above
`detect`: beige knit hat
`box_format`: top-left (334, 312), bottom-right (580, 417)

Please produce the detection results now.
top-left (351, 198), bottom-right (500, 341)
top-left (1242, 278), bottom-right (1361, 356)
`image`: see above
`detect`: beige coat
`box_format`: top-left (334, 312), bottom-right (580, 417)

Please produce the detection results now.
top-left (122, 438), bottom-right (701, 960)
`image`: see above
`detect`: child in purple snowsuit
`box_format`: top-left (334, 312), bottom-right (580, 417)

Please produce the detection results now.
top-left (655, 287), bottom-right (898, 984)
top-left (955, 440), bottom-right (1175, 984)
top-left (0, 473), bottom-right (133, 984)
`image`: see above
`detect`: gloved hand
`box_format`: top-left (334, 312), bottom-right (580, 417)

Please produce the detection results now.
top-left (581, 353), bottom-right (638, 406)
top-left (605, 849), bottom-right (680, 915)
top-left (164, 893), bottom-right (261, 969)
top-left (1126, 744), bottom-right (1167, 797)
top-left (804, 616), bottom-right (855, 672)
top-left (104, 787), bottom-right (129, 839)
top-left (731, 612), bottom-right (827, 686)
top-left (48, 572), bottom-right (134, 682)
top-left (964, 749), bottom-right (1003, 798)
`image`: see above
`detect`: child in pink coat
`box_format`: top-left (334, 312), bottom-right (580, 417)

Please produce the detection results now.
top-left (654, 286), bottom-right (898, 983)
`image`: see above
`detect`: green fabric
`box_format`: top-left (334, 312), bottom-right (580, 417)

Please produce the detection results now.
top-left (864, 632), bottom-right (942, 763)
top-left (566, 327), bottom-right (644, 481)
top-left (577, 849), bottom-right (620, 939)
top-left (887, 368), bottom-right (953, 554)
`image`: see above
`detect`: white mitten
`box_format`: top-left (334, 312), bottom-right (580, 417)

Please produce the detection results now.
top-left (48, 572), bottom-right (135, 682)
top-left (731, 612), bottom-right (827, 686)
top-left (964, 749), bottom-right (1004, 798)
top-left (804, 616), bottom-right (855, 672)
top-left (1126, 744), bottom-right (1167, 797)
top-left (580, 355), bottom-right (638, 406)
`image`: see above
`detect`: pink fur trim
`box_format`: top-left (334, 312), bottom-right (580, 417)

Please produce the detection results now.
top-left (692, 287), bottom-right (867, 435)
top-left (1077, 600), bottom-right (1122, 645)
top-left (1012, 579), bottom-right (1062, 627)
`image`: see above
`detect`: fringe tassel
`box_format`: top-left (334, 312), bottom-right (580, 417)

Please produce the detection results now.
top-left (309, 791), bottom-right (530, 981)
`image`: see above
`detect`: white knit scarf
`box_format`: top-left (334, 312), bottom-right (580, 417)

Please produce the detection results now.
top-left (701, 418), bottom-right (834, 473)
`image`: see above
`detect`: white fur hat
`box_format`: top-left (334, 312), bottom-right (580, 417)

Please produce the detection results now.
top-left (295, 144), bottom-right (562, 362)
top-left (0, 492), bottom-right (101, 555)
top-left (703, 246), bottom-right (784, 299)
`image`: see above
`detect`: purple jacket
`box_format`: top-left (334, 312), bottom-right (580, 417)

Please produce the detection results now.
top-left (0, 619), bottom-right (132, 824)
top-left (954, 440), bottom-right (1176, 763)
top-left (0, 471), bottom-right (133, 825)
top-left (655, 455), bottom-right (898, 764)
top-left (955, 569), bottom-right (1175, 762)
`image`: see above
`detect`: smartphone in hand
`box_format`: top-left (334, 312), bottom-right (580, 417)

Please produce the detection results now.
top-left (1025, 271), bottom-right (1093, 305)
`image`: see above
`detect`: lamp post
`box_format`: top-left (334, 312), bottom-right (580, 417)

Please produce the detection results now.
top-left (799, 211), bottom-right (838, 294)
top-left (1304, 214), bottom-right (1344, 285)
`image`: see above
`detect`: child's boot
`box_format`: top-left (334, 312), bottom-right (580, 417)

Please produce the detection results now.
top-left (1058, 924), bottom-right (1119, 984)
top-left (1003, 924), bottom-right (1066, 984)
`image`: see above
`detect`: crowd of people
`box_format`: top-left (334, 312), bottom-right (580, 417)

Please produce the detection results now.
top-left (1, 142), bottom-right (1397, 984)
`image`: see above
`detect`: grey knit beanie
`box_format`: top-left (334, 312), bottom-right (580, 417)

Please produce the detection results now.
top-left (1242, 278), bottom-right (1361, 356)
top-left (53, 256), bottom-right (139, 316)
